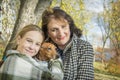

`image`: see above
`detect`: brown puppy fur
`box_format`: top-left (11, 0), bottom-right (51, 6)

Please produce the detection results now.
top-left (38, 42), bottom-right (57, 61)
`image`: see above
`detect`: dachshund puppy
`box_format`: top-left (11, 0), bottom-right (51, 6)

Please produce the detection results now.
top-left (37, 42), bottom-right (64, 80)
top-left (38, 42), bottom-right (57, 61)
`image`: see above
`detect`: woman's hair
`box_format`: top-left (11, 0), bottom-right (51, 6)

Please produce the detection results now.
top-left (41, 7), bottom-right (82, 40)
top-left (12, 24), bottom-right (44, 49)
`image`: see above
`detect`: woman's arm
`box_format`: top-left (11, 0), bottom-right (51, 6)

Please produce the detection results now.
top-left (48, 58), bottom-right (64, 80)
top-left (77, 42), bottom-right (94, 80)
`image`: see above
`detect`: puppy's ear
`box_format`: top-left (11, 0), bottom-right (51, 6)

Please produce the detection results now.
top-left (35, 51), bottom-right (40, 60)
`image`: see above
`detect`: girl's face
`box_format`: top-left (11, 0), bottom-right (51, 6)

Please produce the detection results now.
top-left (48, 18), bottom-right (71, 49)
top-left (17, 31), bottom-right (44, 57)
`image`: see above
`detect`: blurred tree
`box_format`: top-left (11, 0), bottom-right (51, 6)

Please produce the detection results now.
top-left (110, 0), bottom-right (120, 57)
top-left (2, 0), bottom-right (20, 44)
top-left (109, 0), bottom-right (120, 64)
top-left (98, 0), bottom-right (120, 72)
top-left (95, 0), bottom-right (120, 66)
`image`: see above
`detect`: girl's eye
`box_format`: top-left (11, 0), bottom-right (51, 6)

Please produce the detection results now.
top-left (36, 43), bottom-right (41, 46)
top-left (27, 39), bottom-right (32, 42)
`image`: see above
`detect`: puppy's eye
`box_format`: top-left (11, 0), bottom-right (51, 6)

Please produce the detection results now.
top-left (47, 47), bottom-right (51, 50)
top-left (41, 46), bottom-right (43, 48)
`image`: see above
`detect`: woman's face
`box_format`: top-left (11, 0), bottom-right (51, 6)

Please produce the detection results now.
top-left (47, 18), bottom-right (71, 49)
top-left (17, 31), bottom-right (44, 57)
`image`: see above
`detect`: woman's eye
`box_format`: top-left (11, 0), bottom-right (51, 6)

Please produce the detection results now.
top-left (51, 28), bottom-right (58, 32)
top-left (62, 25), bottom-right (67, 29)
top-left (51, 29), bottom-right (55, 32)
top-left (51, 29), bottom-right (56, 32)
top-left (62, 26), bottom-right (65, 28)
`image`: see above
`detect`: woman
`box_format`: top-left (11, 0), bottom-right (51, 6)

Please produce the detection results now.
top-left (0, 24), bottom-right (52, 80)
top-left (41, 7), bottom-right (94, 80)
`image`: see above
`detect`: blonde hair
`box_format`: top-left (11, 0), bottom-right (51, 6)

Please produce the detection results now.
top-left (12, 24), bottom-right (44, 49)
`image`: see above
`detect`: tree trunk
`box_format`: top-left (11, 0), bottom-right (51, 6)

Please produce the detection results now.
top-left (3, 0), bottom-right (52, 60)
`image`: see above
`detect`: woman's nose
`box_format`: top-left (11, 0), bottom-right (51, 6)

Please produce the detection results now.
top-left (58, 29), bottom-right (64, 36)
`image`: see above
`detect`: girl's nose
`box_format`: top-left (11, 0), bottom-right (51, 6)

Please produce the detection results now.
top-left (29, 44), bottom-right (35, 49)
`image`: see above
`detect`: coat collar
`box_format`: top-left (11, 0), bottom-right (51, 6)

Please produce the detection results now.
top-left (63, 33), bottom-right (78, 53)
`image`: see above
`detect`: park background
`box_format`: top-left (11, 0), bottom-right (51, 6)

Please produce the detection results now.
top-left (0, 0), bottom-right (120, 80)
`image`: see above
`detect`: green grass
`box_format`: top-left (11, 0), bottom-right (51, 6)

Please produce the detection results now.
top-left (94, 62), bottom-right (120, 80)
top-left (95, 73), bottom-right (120, 80)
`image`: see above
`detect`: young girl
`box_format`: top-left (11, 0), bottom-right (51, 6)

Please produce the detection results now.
top-left (0, 24), bottom-right (52, 80)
